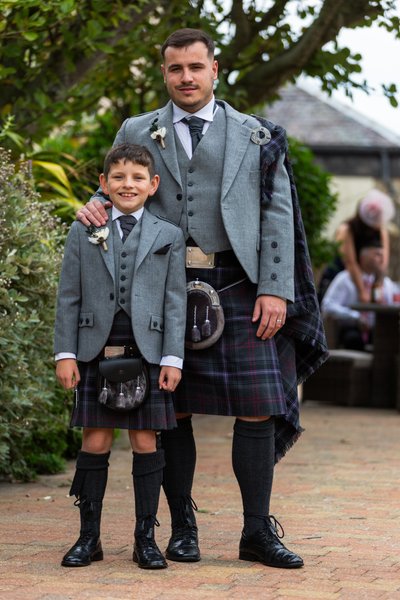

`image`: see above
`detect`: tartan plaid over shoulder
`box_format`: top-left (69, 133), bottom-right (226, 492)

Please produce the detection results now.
top-left (254, 115), bottom-right (329, 384)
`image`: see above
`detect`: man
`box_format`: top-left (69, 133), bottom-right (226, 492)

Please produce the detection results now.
top-left (321, 243), bottom-right (397, 350)
top-left (78, 28), bottom-right (327, 569)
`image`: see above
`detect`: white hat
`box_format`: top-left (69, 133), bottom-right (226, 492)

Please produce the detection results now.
top-left (358, 189), bottom-right (395, 228)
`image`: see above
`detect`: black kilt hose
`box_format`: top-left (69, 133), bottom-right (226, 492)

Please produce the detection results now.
top-left (173, 255), bottom-right (300, 461)
top-left (71, 311), bottom-right (177, 431)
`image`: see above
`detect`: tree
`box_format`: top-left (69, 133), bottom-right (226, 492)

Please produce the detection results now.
top-left (1, 0), bottom-right (399, 144)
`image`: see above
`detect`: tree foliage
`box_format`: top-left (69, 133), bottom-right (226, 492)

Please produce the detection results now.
top-left (0, 149), bottom-right (80, 481)
top-left (1, 0), bottom-right (399, 144)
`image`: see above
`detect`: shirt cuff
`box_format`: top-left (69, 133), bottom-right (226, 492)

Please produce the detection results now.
top-left (55, 352), bottom-right (76, 361)
top-left (160, 355), bottom-right (183, 369)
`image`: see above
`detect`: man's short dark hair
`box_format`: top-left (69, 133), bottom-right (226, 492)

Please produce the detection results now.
top-left (103, 143), bottom-right (156, 179)
top-left (161, 28), bottom-right (215, 58)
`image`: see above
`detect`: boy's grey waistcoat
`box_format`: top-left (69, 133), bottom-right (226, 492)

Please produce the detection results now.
top-left (54, 209), bottom-right (187, 364)
top-left (109, 100), bottom-right (295, 301)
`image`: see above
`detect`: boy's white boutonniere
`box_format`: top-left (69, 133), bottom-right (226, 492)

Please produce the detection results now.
top-left (86, 225), bottom-right (109, 251)
top-left (150, 118), bottom-right (166, 149)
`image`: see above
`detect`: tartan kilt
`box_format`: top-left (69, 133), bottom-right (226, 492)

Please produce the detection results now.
top-left (174, 258), bottom-right (289, 418)
top-left (70, 311), bottom-right (177, 431)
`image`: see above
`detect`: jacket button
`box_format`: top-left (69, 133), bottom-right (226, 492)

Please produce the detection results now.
top-left (271, 241), bottom-right (278, 248)
top-left (85, 318), bottom-right (90, 324)
top-left (274, 256), bottom-right (281, 263)
top-left (271, 273), bottom-right (277, 280)
top-left (188, 211), bottom-right (193, 217)
top-left (121, 252), bottom-right (127, 258)
top-left (188, 196), bottom-right (193, 202)
top-left (79, 318), bottom-right (83, 324)
top-left (188, 181), bottom-right (193, 187)
top-left (154, 321), bottom-right (158, 327)
top-left (110, 293), bottom-right (114, 300)
top-left (188, 167), bottom-right (194, 173)
top-left (120, 299), bottom-right (125, 304)
top-left (176, 193), bottom-right (182, 201)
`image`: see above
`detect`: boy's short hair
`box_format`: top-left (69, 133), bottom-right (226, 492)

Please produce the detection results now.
top-left (161, 28), bottom-right (215, 58)
top-left (103, 143), bottom-right (156, 179)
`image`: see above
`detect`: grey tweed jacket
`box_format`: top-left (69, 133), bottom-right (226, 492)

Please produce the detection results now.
top-left (54, 209), bottom-right (187, 364)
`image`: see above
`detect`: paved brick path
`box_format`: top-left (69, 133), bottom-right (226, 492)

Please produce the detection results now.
top-left (1, 402), bottom-right (399, 600)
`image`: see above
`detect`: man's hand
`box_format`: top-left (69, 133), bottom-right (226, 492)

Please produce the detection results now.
top-left (76, 199), bottom-right (112, 227)
top-left (56, 359), bottom-right (81, 390)
top-left (159, 366), bottom-right (182, 392)
top-left (252, 295), bottom-right (287, 340)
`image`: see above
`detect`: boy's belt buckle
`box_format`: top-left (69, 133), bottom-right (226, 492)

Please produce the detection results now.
top-left (186, 246), bottom-right (215, 269)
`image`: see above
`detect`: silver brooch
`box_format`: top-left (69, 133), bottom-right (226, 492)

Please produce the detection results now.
top-left (250, 126), bottom-right (271, 146)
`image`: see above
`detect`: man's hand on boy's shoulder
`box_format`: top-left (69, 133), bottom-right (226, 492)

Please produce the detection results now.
top-left (76, 198), bottom-right (112, 227)
top-left (158, 366), bottom-right (181, 392)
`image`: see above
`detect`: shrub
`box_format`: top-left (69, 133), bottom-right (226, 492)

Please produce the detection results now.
top-left (0, 149), bottom-right (79, 481)
top-left (289, 137), bottom-right (338, 268)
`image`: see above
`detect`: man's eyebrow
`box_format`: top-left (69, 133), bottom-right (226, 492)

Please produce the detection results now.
top-left (167, 61), bottom-right (205, 70)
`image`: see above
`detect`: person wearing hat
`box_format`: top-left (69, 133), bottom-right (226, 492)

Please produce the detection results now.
top-left (318, 189), bottom-right (395, 304)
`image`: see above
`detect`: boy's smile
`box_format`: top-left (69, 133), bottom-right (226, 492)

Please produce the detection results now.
top-left (99, 160), bottom-right (159, 214)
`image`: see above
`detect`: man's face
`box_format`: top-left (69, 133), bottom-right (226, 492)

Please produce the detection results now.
top-left (360, 247), bottom-right (385, 275)
top-left (99, 160), bottom-right (159, 214)
top-left (161, 41), bottom-right (218, 113)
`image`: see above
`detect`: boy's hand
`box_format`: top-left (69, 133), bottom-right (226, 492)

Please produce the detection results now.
top-left (56, 359), bottom-right (81, 390)
top-left (76, 199), bottom-right (112, 227)
top-left (159, 366), bottom-right (181, 392)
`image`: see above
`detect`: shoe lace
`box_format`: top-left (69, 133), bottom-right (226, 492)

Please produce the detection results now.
top-left (267, 515), bottom-right (285, 539)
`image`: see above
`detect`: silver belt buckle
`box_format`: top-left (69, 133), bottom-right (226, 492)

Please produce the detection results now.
top-left (186, 246), bottom-right (215, 269)
top-left (104, 346), bottom-right (125, 358)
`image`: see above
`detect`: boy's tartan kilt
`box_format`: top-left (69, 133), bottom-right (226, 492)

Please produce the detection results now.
top-left (71, 311), bottom-right (177, 431)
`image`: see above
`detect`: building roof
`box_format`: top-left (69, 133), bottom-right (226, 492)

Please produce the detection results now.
top-left (263, 84), bottom-right (400, 149)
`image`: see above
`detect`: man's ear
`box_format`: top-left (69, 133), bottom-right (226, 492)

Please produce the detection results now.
top-left (99, 173), bottom-right (108, 194)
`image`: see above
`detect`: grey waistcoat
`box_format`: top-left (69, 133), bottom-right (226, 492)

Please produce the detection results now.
top-left (175, 107), bottom-right (231, 253)
top-left (112, 218), bottom-right (142, 317)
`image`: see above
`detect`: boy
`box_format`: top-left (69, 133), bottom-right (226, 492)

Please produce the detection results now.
top-left (54, 143), bottom-right (186, 569)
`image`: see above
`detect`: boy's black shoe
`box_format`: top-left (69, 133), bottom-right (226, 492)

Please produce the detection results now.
top-left (61, 534), bottom-right (103, 567)
top-left (133, 518), bottom-right (167, 569)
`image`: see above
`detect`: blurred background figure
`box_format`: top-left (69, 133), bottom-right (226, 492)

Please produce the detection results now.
top-left (321, 243), bottom-right (398, 351)
top-left (318, 189), bottom-right (395, 303)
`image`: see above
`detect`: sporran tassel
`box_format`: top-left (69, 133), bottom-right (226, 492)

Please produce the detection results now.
top-left (191, 305), bottom-right (201, 342)
top-left (98, 379), bottom-right (108, 404)
top-left (201, 306), bottom-right (211, 337)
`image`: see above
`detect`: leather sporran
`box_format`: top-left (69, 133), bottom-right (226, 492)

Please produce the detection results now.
top-left (185, 279), bottom-right (225, 350)
top-left (98, 356), bottom-right (149, 411)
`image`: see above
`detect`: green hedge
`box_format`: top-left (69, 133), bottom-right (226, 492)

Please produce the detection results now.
top-left (0, 149), bottom-right (80, 481)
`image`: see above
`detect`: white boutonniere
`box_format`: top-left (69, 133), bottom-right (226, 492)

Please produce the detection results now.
top-left (86, 225), bottom-right (109, 251)
top-left (150, 118), bottom-right (166, 149)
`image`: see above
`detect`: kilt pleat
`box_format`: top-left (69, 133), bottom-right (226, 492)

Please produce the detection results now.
top-left (70, 311), bottom-right (177, 431)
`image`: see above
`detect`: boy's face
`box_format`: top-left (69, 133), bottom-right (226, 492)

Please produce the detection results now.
top-left (99, 160), bottom-right (159, 214)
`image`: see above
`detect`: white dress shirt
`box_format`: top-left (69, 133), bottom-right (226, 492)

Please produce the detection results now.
top-left (56, 206), bottom-right (182, 369)
top-left (173, 96), bottom-right (217, 159)
top-left (321, 270), bottom-right (397, 326)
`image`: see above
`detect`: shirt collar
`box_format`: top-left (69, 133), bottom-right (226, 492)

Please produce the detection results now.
top-left (112, 206), bottom-right (144, 221)
top-left (172, 96), bottom-right (216, 124)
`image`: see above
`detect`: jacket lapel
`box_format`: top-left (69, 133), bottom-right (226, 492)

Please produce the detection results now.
top-left (149, 101), bottom-right (182, 188)
top-left (220, 101), bottom-right (253, 200)
top-left (134, 210), bottom-right (161, 271)
top-left (99, 210), bottom-right (116, 281)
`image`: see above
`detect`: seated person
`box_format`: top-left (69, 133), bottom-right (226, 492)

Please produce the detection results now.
top-left (321, 243), bottom-right (398, 351)
top-left (318, 189), bottom-right (394, 303)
